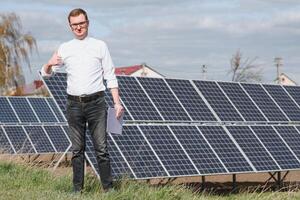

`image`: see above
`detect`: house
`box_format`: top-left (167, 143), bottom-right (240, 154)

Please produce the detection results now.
top-left (115, 63), bottom-right (164, 78)
top-left (278, 73), bottom-right (297, 86)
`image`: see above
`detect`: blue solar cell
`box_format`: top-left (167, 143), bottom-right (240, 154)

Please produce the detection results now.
top-left (117, 76), bottom-right (162, 121)
top-left (0, 126), bottom-right (14, 154)
top-left (170, 125), bottom-right (227, 174)
top-left (251, 126), bottom-right (300, 170)
top-left (198, 126), bottom-right (253, 173)
top-left (137, 77), bottom-right (191, 121)
top-left (28, 98), bottom-right (58, 123)
top-left (193, 81), bottom-right (243, 122)
top-left (8, 97), bottom-right (39, 123)
top-left (24, 126), bottom-right (56, 153)
top-left (166, 79), bottom-right (217, 121)
top-left (274, 126), bottom-right (300, 161)
top-left (3, 126), bottom-right (35, 154)
top-left (241, 83), bottom-right (288, 122)
top-left (0, 97), bottom-right (19, 123)
top-left (111, 125), bottom-right (167, 178)
top-left (263, 84), bottom-right (300, 121)
top-left (43, 126), bottom-right (70, 152)
top-left (284, 86), bottom-right (300, 107)
top-left (226, 126), bottom-right (279, 171)
top-left (139, 125), bottom-right (198, 176)
top-left (43, 73), bottom-right (68, 116)
top-left (218, 82), bottom-right (267, 122)
top-left (47, 98), bottom-right (66, 122)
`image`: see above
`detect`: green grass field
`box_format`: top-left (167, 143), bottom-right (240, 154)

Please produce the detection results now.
top-left (0, 161), bottom-right (299, 200)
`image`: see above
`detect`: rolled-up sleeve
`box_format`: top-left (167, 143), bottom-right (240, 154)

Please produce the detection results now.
top-left (102, 42), bottom-right (118, 88)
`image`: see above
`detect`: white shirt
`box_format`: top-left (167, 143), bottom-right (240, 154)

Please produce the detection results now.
top-left (41, 37), bottom-right (118, 96)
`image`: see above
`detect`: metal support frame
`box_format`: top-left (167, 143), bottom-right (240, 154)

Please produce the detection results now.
top-left (52, 144), bottom-right (72, 171)
top-left (232, 174), bottom-right (237, 193)
top-left (265, 171), bottom-right (289, 190)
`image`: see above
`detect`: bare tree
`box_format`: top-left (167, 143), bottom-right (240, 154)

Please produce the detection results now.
top-left (0, 13), bottom-right (37, 95)
top-left (229, 49), bottom-right (263, 82)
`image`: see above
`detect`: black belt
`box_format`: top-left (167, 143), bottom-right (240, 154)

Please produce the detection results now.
top-left (67, 91), bottom-right (104, 103)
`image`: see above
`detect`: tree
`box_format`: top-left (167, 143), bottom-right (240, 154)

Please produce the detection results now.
top-left (0, 13), bottom-right (37, 95)
top-left (229, 49), bottom-right (263, 82)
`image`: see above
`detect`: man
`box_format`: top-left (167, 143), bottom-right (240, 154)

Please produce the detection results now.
top-left (41, 8), bottom-right (124, 193)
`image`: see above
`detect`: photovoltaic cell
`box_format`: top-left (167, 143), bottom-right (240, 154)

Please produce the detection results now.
top-left (193, 81), bottom-right (243, 122)
top-left (140, 125), bottom-right (198, 176)
top-left (274, 126), bottom-right (300, 161)
top-left (111, 125), bottom-right (167, 178)
top-left (0, 97), bottom-right (19, 123)
top-left (170, 125), bottom-right (227, 174)
top-left (3, 126), bottom-right (35, 154)
top-left (251, 126), bottom-right (300, 170)
top-left (46, 98), bottom-right (66, 122)
top-left (218, 82), bottom-right (266, 122)
top-left (28, 98), bottom-right (58, 123)
top-left (226, 126), bottom-right (279, 171)
top-left (263, 84), bottom-right (300, 121)
top-left (198, 126), bottom-right (253, 173)
top-left (284, 85), bottom-right (300, 107)
top-left (43, 73), bottom-right (68, 116)
top-left (24, 126), bottom-right (56, 153)
top-left (166, 79), bottom-right (217, 121)
top-left (8, 98), bottom-right (39, 123)
top-left (43, 126), bottom-right (70, 152)
top-left (118, 76), bottom-right (162, 121)
top-left (241, 83), bottom-right (288, 122)
top-left (85, 133), bottom-right (134, 179)
top-left (0, 126), bottom-right (14, 154)
top-left (137, 77), bottom-right (191, 121)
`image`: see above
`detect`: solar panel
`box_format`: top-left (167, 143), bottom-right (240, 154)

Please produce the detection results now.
top-left (3, 126), bottom-right (35, 154)
top-left (137, 77), bottom-right (191, 122)
top-left (110, 125), bottom-right (167, 178)
top-left (226, 126), bottom-right (279, 171)
top-left (43, 126), bottom-right (70, 153)
top-left (198, 126), bottom-right (253, 173)
top-left (117, 76), bottom-right (162, 121)
top-left (169, 125), bottom-right (227, 174)
top-left (46, 98), bottom-right (66, 122)
top-left (263, 84), bottom-right (300, 121)
top-left (274, 126), bottom-right (300, 161)
top-left (85, 133), bottom-right (134, 179)
top-left (193, 80), bottom-right (243, 122)
top-left (8, 97), bottom-right (39, 123)
top-left (0, 97), bottom-right (19, 123)
top-left (166, 79), bottom-right (217, 121)
top-left (43, 73), bottom-right (68, 116)
top-left (284, 85), bottom-right (300, 107)
top-left (0, 126), bottom-right (14, 154)
top-left (24, 126), bottom-right (56, 153)
top-left (218, 82), bottom-right (267, 122)
top-left (241, 83), bottom-right (288, 122)
top-left (28, 98), bottom-right (58, 123)
top-left (139, 125), bottom-right (198, 176)
top-left (250, 126), bottom-right (300, 170)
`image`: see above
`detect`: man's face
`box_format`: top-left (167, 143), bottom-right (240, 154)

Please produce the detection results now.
top-left (69, 14), bottom-right (89, 40)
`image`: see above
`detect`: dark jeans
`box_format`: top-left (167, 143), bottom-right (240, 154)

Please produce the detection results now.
top-left (66, 95), bottom-right (113, 191)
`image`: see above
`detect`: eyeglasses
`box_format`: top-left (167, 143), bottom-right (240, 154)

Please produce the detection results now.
top-left (70, 20), bottom-right (88, 29)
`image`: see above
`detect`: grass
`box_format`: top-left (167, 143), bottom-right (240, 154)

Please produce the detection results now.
top-left (0, 161), bottom-right (300, 200)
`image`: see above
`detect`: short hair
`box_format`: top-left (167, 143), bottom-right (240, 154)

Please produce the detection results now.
top-left (68, 8), bottom-right (88, 23)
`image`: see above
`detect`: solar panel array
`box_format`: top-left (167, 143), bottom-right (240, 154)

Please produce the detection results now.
top-left (12, 72), bottom-right (297, 180)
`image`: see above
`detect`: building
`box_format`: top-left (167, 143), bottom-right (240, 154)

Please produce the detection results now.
top-left (278, 73), bottom-right (297, 86)
top-left (115, 63), bottom-right (164, 78)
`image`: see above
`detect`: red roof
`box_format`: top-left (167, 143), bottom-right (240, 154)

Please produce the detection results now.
top-left (115, 65), bottom-right (143, 75)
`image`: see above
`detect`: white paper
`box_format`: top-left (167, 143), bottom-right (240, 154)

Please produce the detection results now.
top-left (107, 107), bottom-right (124, 134)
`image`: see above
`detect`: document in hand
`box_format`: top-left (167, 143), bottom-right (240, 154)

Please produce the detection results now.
top-left (106, 107), bottom-right (124, 134)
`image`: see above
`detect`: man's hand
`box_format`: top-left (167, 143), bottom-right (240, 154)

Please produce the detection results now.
top-left (44, 51), bottom-right (62, 74)
top-left (114, 103), bottom-right (124, 119)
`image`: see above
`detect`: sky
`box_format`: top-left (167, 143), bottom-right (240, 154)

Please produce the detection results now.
top-left (1, 0), bottom-right (300, 83)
